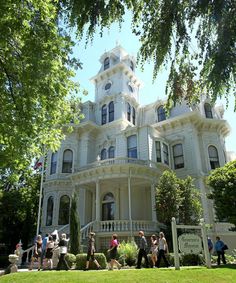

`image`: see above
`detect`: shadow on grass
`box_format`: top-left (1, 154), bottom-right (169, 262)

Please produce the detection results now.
top-left (212, 263), bottom-right (236, 269)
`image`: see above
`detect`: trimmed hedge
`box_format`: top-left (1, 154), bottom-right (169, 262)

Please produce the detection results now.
top-left (75, 253), bottom-right (107, 270)
top-left (65, 253), bottom-right (76, 268)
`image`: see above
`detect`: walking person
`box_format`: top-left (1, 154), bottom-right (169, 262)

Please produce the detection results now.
top-left (84, 232), bottom-right (102, 271)
top-left (136, 231), bottom-right (149, 269)
top-left (156, 232), bottom-right (170, 268)
top-left (41, 233), bottom-right (48, 267)
top-left (29, 235), bottom-right (43, 271)
top-left (56, 233), bottom-right (70, 270)
top-left (150, 234), bottom-right (158, 268)
top-left (215, 236), bottom-right (227, 266)
top-left (44, 235), bottom-right (54, 270)
top-left (108, 234), bottom-right (121, 270)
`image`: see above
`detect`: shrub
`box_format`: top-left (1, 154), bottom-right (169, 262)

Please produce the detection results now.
top-left (118, 241), bottom-right (138, 267)
top-left (65, 253), bottom-right (76, 268)
top-left (180, 253), bottom-right (204, 266)
top-left (75, 253), bottom-right (107, 270)
top-left (0, 255), bottom-right (9, 268)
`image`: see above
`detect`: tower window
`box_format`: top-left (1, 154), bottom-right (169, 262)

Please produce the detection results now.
top-left (108, 146), bottom-right (115, 158)
top-left (127, 135), bottom-right (137, 158)
top-left (208, 145), bottom-right (220, 169)
top-left (104, 57), bottom-right (110, 70)
top-left (127, 103), bottom-right (131, 122)
top-left (101, 148), bottom-right (107, 160)
top-left (130, 61), bottom-right (134, 71)
top-left (105, 82), bottom-right (111, 91)
top-left (50, 152), bottom-right (57, 175)
top-left (62, 149), bottom-right (73, 173)
top-left (102, 193), bottom-right (115, 221)
top-left (132, 107), bottom-right (136, 125)
top-left (46, 196), bottom-right (54, 226)
top-left (157, 106), bottom-right (166, 122)
top-left (155, 141), bottom-right (161, 162)
top-left (204, 103), bottom-right (213, 118)
top-left (108, 101), bottom-right (114, 122)
top-left (163, 143), bottom-right (169, 165)
top-left (173, 144), bottom-right (184, 169)
top-left (102, 104), bottom-right (107, 125)
top-left (58, 195), bottom-right (70, 225)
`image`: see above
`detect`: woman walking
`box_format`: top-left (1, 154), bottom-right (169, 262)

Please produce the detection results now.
top-left (108, 234), bottom-right (121, 270)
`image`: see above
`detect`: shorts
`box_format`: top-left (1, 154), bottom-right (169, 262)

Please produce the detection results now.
top-left (86, 251), bottom-right (95, 261)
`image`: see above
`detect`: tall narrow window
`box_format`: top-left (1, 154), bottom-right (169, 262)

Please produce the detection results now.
top-left (127, 103), bottom-right (131, 122)
top-left (101, 148), bottom-right (107, 160)
top-left (132, 107), bottom-right (136, 125)
top-left (58, 195), bottom-right (70, 225)
top-left (130, 61), bottom-right (134, 71)
top-left (157, 106), bottom-right (166, 122)
top-left (163, 143), bottom-right (169, 165)
top-left (155, 141), bottom-right (161, 162)
top-left (127, 135), bottom-right (137, 158)
top-left (50, 152), bottom-right (57, 175)
top-left (208, 145), bottom-right (220, 169)
top-left (104, 57), bottom-right (110, 70)
top-left (109, 101), bottom-right (114, 122)
top-left (46, 196), bottom-right (53, 226)
top-left (108, 146), bottom-right (115, 158)
top-left (204, 103), bottom-right (213, 118)
top-left (173, 144), bottom-right (184, 169)
top-left (102, 193), bottom-right (115, 221)
top-left (102, 104), bottom-right (107, 125)
top-left (62, 149), bottom-right (73, 173)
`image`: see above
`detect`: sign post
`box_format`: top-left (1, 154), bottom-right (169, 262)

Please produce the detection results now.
top-left (171, 217), bottom-right (211, 270)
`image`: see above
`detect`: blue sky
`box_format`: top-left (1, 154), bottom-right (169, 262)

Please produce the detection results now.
top-left (73, 18), bottom-right (235, 153)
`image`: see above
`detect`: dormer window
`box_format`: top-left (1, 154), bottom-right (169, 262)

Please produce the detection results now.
top-left (104, 57), bottom-right (110, 70)
top-left (130, 61), bottom-right (134, 71)
top-left (105, 82), bottom-right (111, 91)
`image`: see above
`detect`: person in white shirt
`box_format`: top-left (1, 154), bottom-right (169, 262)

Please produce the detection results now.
top-left (156, 232), bottom-right (170, 268)
top-left (56, 233), bottom-right (70, 270)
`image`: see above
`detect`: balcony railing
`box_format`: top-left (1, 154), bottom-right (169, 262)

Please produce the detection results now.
top-left (75, 157), bottom-right (164, 173)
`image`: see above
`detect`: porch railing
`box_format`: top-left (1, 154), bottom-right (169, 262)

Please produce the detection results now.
top-left (75, 157), bottom-right (163, 172)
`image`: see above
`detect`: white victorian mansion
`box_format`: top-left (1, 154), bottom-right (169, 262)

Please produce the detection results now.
top-left (41, 45), bottom-right (235, 249)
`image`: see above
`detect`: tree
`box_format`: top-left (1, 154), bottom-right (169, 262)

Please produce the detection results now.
top-left (155, 170), bottom-right (202, 227)
top-left (207, 160), bottom-right (236, 229)
top-left (0, 170), bottom-right (40, 253)
top-left (61, 0), bottom-right (236, 109)
top-left (178, 176), bottom-right (202, 225)
top-left (69, 192), bottom-right (80, 255)
top-left (0, 0), bottom-right (82, 170)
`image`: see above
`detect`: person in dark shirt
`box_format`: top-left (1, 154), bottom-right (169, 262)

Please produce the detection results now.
top-left (84, 232), bottom-right (102, 271)
top-left (136, 230), bottom-right (149, 269)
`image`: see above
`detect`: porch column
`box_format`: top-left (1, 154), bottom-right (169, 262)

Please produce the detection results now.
top-left (151, 183), bottom-right (157, 222)
top-left (95, 180), bottom-right (100, 221)
top-left (128, 170), bottom-right (132, 237)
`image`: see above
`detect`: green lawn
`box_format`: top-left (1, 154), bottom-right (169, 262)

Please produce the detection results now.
top-left (1, 266), bottom-right (236, 283)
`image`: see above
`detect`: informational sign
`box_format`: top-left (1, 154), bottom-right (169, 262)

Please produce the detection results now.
top-left (178, 233), bottom-right (202, 254)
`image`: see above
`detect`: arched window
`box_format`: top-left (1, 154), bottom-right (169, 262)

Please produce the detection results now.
top-left (102, 193), bottom-right (115, 221)
top-left (127, 135), bottom-right (137, 158)
top-left (62, 149), bottom-right (73, 173)
top-left (58, 195), bottom-right (70, 225)
top-left (127, 103), bottom-right (131, 122)
top-left (50, 152), bottom-right (57, 175)
top-left (108, 101), bottom-right (114, 122)
top-left (101, 148), bottom-right (107, 160)
top-left (46, 196), bottom-right (53, 226)
top-left (173, 144), bottom-right (184, 169)
top-left (105, 82), bottom-right (111, 91)
top-left (132, 107), bottom-right (136, 125)
top-left (163, 143), bottom-right (169, 165)
top-left (157, 106), bottom-right (166, 122)
top-left (208, 146), bottom-right (220, 169)
top-left (101, 104), bottom-right (107, 125)
top-left (130, 61), bottom-right (134, 71)
top-left (108, 146), bottom-right (115, 158)
top-left (204, 103), bottom-right (213, 118)
top-left (104, 57), bottom-right (110, 70)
